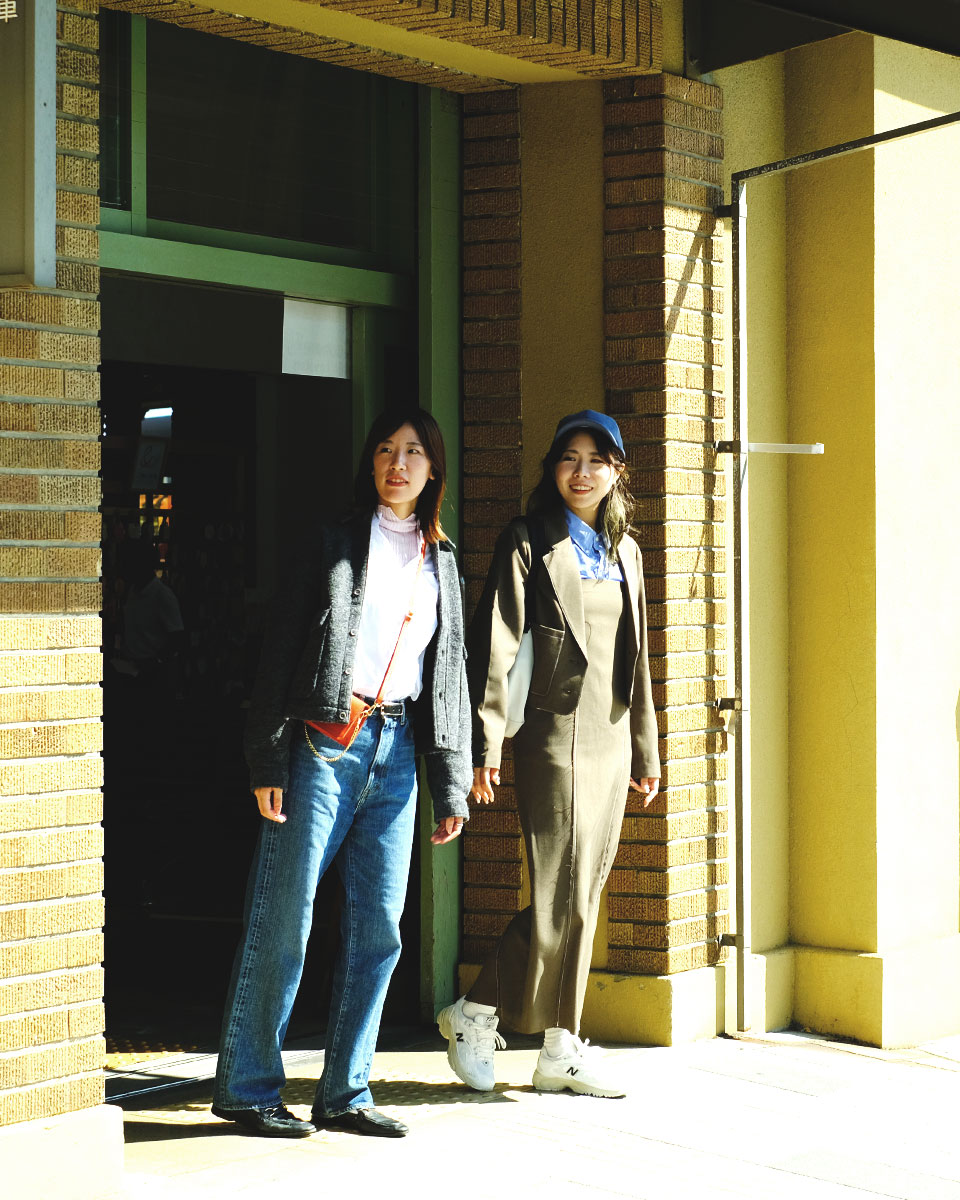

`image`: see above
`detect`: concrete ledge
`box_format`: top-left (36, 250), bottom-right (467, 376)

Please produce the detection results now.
top-left (460, 962), bottom-right (726, 1045)
top-left (794, 934), bottom-right (960, 1048)
top-left (0, 1103), bottom-right (124, 1199)
top-left (746, 946), bottom-right (795, 1034)
top-left (582, 965), bottom-right (726, 1045)
top-left (794, 945), bottom-right (884, 1045)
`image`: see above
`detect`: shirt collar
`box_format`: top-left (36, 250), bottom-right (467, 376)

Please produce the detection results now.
top-left (564, 507), bottom-right (608, 561)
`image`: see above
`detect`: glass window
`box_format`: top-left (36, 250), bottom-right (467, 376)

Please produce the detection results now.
top-left (146, 24), bottom-right (377, 248)
top-left (99, 8), bottom-right (131, 211)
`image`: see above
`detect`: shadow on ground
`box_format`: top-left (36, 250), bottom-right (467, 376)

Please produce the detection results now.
top-left (122, 1073), bottom-right (530, 1143)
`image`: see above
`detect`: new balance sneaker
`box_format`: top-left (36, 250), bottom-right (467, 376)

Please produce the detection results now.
top-left (437, 996), bottom-right (505, 1091)
top-left (532, 1035), bottom-right (626, 1098)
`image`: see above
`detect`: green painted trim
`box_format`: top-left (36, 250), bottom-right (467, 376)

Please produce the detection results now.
top-left (129, 15), bottom-right (147, 237)
top-left (417, 87), bottom-right (464, 1022)
top-left (143, 219), bottom-right (390, 272)
top-left (350, 307), bottom-right (381, 470)
top-left (98, 211), bottom-right (398, 273)
top-left (418, 89), bottom-right (463, 535)
top-left (99, 207), bottom-right (132, 235)
top-left (98, 230), bottom-right (413, 309)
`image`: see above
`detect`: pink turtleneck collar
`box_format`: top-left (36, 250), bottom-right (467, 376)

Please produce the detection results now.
top-left (377, 504), bottom-right (418, 534)
top-left (376, 505), bottom-right (421, 566)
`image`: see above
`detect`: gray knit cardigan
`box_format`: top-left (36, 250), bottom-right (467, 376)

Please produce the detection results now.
top-left (244, 511), bottom-right (472, 821)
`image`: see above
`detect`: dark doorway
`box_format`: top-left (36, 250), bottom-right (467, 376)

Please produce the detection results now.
top-left (99, 276), bottom-right (421, 1072)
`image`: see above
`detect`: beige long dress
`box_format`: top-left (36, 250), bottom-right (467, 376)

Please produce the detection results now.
top-left (468, 578), bottom-right (631, 1033)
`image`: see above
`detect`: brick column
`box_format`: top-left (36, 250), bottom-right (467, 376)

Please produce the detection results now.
top-left (0, 0), bottom-right (110, 1147)
top-left (601, 76), bottom-right (730, 976)
top-left (458, 88), bottom-right (526, 971)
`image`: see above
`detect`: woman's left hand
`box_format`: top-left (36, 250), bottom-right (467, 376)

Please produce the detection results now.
top-left (629, 777), bottom-right (660, 808)
top-left (431, 817), bottom-right (465, 844)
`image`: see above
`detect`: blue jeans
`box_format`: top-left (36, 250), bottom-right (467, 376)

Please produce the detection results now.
top-left (214, 710), bottom-right (418, 1116)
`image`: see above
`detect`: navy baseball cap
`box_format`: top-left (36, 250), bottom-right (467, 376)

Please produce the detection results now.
top-left (552, 409), bottom-right (624, 455)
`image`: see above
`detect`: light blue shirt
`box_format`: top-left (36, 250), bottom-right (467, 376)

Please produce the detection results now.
top-left (565, 509), bottom-right (623, 582)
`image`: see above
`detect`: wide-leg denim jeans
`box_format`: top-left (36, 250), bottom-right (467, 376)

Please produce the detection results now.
top-left (214, 710), bottom-right (418, 1116)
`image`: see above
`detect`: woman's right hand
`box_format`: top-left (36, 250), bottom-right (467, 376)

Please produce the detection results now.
top-left (255, 786), bottom-right (286, 824)
top-left (470, 766), bottom-right (499, 805)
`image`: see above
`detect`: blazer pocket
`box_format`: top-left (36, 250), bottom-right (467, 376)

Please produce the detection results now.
top-left (289, 606), bottom-right (331, 699)
top-left (529, 624), bottom-right (564, 698)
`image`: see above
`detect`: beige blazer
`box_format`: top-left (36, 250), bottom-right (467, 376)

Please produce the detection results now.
top-left (466, 508), bottom-right (660, 779)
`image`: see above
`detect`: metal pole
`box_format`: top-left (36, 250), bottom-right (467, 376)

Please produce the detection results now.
top-left (733, 109), bottom-right (960, 187)
top-left (729, 178), bottom-right (750, 1032)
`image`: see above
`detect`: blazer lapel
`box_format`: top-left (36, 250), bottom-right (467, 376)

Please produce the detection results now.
top-left (617, 536), bottom-right (642, 659)
top-left (540, 509), bottom-right (588, 659)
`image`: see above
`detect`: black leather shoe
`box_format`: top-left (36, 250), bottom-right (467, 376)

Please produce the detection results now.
top-left (311, 1107), bottom-right (408, 1138)
top-left (211, 1103), bottom-right (315, 1138)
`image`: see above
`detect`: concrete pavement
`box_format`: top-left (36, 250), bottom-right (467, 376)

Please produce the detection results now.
top-left (119, 1030), bottom-right (960, 1199)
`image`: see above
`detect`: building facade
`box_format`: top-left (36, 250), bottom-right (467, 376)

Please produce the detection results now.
top-left (1, 0), bottom-right (958, 1193)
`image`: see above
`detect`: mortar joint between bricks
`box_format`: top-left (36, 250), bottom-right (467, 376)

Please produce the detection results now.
top-left (56, 112), bottom-right (99, 127)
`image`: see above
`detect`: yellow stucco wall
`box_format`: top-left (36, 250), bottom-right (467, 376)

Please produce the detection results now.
top-left (712, 51), bottom-right (792, 1032)
top-left (785, 34), bottom-right (880, 956)
top-left (714, 32), bottom-right (960, 1045)
top-left (784, 34), bottom-right (960, 1045)
top-left (871, 41), bottom-right (960, 953)
top-left (519, 83), bottom-right (605, 498)
top-left (712, 53), bottom-right (789, 957)
top-left (660, 0), bottom-right (686, 75)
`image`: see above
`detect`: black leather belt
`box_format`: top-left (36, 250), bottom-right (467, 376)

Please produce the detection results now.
top-left (355, 695), bottom-right (406, 720)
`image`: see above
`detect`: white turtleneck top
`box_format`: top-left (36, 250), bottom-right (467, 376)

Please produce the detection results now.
top-left (351, 506), bottom-right (440, 702)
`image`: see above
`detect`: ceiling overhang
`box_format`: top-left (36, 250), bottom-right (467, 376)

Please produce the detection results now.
top-left (100, 0), bottom-right (664, 91)
top-left (750, 1), bottom-right (960, 58)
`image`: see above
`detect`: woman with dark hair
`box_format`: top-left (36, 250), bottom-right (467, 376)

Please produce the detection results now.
top-left (439, 409), bottom-right (660, 1098)
top-left (214, 409), bottom-right (471, 1140)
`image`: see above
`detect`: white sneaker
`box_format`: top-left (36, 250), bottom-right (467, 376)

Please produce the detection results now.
top-left (532, 1035), bottom-right (626, 1098)
top-left (437, 997), bottom-right (505, 1091)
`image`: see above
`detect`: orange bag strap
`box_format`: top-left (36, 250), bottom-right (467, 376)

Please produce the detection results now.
top-left (303, 538), bottom-right (428, 765)
top-left (371, 537), bottom-right (427, 708)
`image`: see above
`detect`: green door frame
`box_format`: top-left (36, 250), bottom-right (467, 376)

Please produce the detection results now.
top-left (97, 18), bottom-right (464, 1026)
top-left (416, 87), bottom-right (463, 1022)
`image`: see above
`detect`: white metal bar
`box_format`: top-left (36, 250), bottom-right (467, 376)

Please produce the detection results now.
top-left (716, 441), bottom-right (824, 455)
top-left (747, 442), bottom-right (823, 454)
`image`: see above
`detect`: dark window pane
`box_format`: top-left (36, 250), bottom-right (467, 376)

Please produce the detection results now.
top-left (145, 24), bottom-right (384, 249)
top-left (99, 8), bottom-right (131, 210)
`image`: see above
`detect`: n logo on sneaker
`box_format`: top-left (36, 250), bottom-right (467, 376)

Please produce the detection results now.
top-left (456, 1033), bottom-right (464, 1042)
top-left (566, 1067), bottom-right (579, 1076)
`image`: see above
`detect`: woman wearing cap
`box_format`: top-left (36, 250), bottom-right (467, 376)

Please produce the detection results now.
top-left (438, 410), bottom-right (659, 1098)
top-left (213, 408), bottom-right (471, 1140)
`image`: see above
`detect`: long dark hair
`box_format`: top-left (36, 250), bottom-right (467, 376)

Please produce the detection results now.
top-left (527, 425), bottom-right (634, 557)
top-left (354, 408), bottom-right (448, 544)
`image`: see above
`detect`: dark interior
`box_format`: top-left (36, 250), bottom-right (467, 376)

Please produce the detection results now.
top-left (99, 274), bottom-right (421, 1060)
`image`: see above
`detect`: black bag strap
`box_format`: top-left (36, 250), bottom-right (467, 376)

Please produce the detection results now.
top-left (522, 515), bottom-right (547, 633)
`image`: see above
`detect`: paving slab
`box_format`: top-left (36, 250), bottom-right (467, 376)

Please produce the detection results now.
top-left (119, 1032), bottom-right (960, 1200)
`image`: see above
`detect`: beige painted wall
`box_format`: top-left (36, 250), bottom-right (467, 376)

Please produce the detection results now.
top-left (519, 83), bottom-right (605, 498)
top-left (871, 40), bottom-right (960, 951)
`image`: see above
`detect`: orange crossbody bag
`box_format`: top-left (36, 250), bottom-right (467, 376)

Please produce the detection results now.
top-left (304, 540), bottom-right (426, 763)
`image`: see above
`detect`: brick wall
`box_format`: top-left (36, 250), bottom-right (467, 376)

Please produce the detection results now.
top-left (458, 88), bottom-right (527, 966)
top-left (602, 75), bottom-right (729, 974)
top-left (460, 77), bottom-right (730, 984)
top-left (0, 0), bottom-right (104, 1126)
